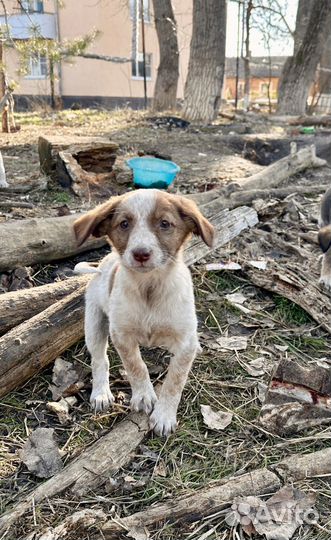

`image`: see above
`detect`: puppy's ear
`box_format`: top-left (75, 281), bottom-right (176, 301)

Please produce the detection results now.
top-left (73, 196), bottom-right (122, 246)
top-left (318, 225), bottom-right (331, 253)
top-left (175, 196), bottom-right (215, 247)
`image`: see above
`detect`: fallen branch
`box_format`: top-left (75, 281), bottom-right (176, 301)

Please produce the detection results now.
top-left (200, 184), bottom-right (327, 215)
top-left (0, 275), bottom-right (89, 334)
top-left (103, 469), bottom-right (281, 537)
top-left (189, 144), bottom-right (327, 206)
top-left (0, 411), bottom-right (149, 536)
top-left (240, 259), bottom-right (331, 334)
top-left (101, 448), bottom-right (331, 537)
top-left (0, 200), bottom-right (34, 209)
top-left (0, 213), bottom-right (107, 272)
top-left (289, 115), bottom-right (331, 127)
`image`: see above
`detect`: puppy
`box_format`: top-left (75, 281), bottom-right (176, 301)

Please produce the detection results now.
top-left (73, 189), bottom-right (214, 436)
top-left (318, 187), bottom-right (331, 290)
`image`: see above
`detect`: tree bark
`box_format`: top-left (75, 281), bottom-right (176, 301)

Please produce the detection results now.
top-left (277, 0), bottom-right (331, 115)
top-left (152, 0), bottom-right (179, 111)
top-left (0, 214), bottom-right (107, 272)
top-left (182, 0), bottom-right (226, 123)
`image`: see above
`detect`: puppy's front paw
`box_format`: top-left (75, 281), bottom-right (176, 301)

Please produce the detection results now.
top-left (131, 383), bottom-right (157, 414)
top-left (90, 386), bottom-right (114, 412)
top-left (149, 403), bottom-right (177, 437)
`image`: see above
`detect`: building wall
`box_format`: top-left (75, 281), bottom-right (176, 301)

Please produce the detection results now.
top-left (223, 76), bottom-right (280, 101)
top-left (2, 0), bottom-right (192, 106)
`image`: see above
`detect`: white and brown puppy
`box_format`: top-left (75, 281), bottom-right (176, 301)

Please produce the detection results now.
top-left (73, 189), bottom-right (214, 436)
top-left (318, 187), bottom-right (331, 290)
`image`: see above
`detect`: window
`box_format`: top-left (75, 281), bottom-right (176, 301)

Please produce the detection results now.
top-left (25, 53), bottom-right (48, 78)
top-left (20, 1), bottom-right (44, 13)
top-left (129, 0), bottom-right (150, 23)
top-left (261, 83), bottom-right (270, 97)
top-left (132, 52), bottom-right (152, 79)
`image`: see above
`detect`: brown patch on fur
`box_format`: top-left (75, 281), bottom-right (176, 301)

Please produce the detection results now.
top-left (321, 249), bottom-right (331, 280)
top-left (320, 187), bottom-right (331, 227)
top-left (318, 225), bottom-right (331, 253)
top-left (150, 192), bottom-right (215, 262)
top-left (73, 194), bottom-right (126, 246)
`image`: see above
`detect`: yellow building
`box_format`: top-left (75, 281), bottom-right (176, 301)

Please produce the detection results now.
top-left (0, 0), bottom-right (192, 109)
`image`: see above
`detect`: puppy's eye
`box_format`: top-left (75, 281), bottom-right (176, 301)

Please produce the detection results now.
top-left (119, 220), bottom-right (129, 230)
top-left (160, 219), bottom-right (171, 230)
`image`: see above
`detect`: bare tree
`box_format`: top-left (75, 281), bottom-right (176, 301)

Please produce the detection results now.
top-left (182, 0), bottom-right (227, 123)
top-left (277, 0), bottom-right (331, 115)
top-left (243, 0), bottom-right (253, 111)
top-left (152, 0), bottom-right (179, 111)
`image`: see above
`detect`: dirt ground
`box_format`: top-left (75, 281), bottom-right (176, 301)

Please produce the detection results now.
top-left (1, 109), bottom-right (331, 540)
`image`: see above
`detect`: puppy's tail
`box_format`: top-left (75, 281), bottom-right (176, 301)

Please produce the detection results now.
top-left (74, 262), bottom-right (102, 275)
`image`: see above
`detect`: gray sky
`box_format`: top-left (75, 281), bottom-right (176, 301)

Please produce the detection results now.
top-left (226, 0), bottom-right (299, 57)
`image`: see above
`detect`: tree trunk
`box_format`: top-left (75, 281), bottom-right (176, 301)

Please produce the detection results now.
top-left (319, 34), bottom-right (331, 95)
top-left (243, 0), bottom-right (253, 111)
top-left (277, 0), bottom-right (331, 115)
top-left (182, 0), bottom-right (226, 123)
top-left (152, 0), bottom-right (179, 111)
top-left (0, 43), bottom-right (9, 133)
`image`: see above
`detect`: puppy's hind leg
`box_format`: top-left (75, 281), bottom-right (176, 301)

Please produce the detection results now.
top-left (85, 296), bottom-right (114, 412)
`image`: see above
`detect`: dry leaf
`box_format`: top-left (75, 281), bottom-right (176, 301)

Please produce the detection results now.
top-left (216, 336), bottom-right (248, 351)
top-left (226, 487), bottom-right (316, 540)
top-left (46, 397), bottom-right (76, 424)
top-left (127, 526), bottom-right (150, 540)
top-left (201, 404), bottom-right (233, 431)
top-left (205, 262), bottom-right (242, 271)
top-left (153, 460), bottom-right (167, 477)
top-left (226, 292), bottom-right (247, 305)
top-left (19, 428), bottom-right (63, 478)
top-left (50, 358), bottom-right (85, 400)
top-left (244, 357), bottom-right (266, 377)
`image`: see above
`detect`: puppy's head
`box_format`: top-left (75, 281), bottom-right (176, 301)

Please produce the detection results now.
top-left (73, 190), bottom-right (215, 272)
top-left (318, 225), bottom-right (331, 253)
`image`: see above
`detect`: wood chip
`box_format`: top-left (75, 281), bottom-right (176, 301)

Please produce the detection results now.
top-left (201, 404), bottom-right (233, 431)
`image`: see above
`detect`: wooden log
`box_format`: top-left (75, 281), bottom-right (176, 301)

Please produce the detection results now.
top-left (240, 259), bottom-right (331, 334)
top-left (0, 275), bottom-right (89, 335)
top-left (0, 286), bottom-right (86, 398)
top-left (275, 448), bottom-right (331, 481)
top-left (38, 135), bottom-right (119, 176)
top-left (199, 184), bottom-right (327, 216)
top-left (0, 205), bottom-right (258, 398)
top-left (240, 144), bottom-right (326, 191)
top-left (0, 213), bottom-right (107, 272)
top-left (102, 469), bottom-right (281, 537)
top-left (189, 144), bottom-right (327, 206)
top-left (259, 359), bottom-right (331, 435)
top-left (0, 411), bottom-right (149, 536)
top-left (289, 115), bottom-right (331, 127)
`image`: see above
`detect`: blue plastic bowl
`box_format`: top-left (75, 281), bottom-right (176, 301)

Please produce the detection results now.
top-left (126, 157), bottom-right (180, 189)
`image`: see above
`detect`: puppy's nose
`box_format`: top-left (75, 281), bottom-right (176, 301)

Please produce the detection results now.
top-left (132, 248), bottom-right (151, 263)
